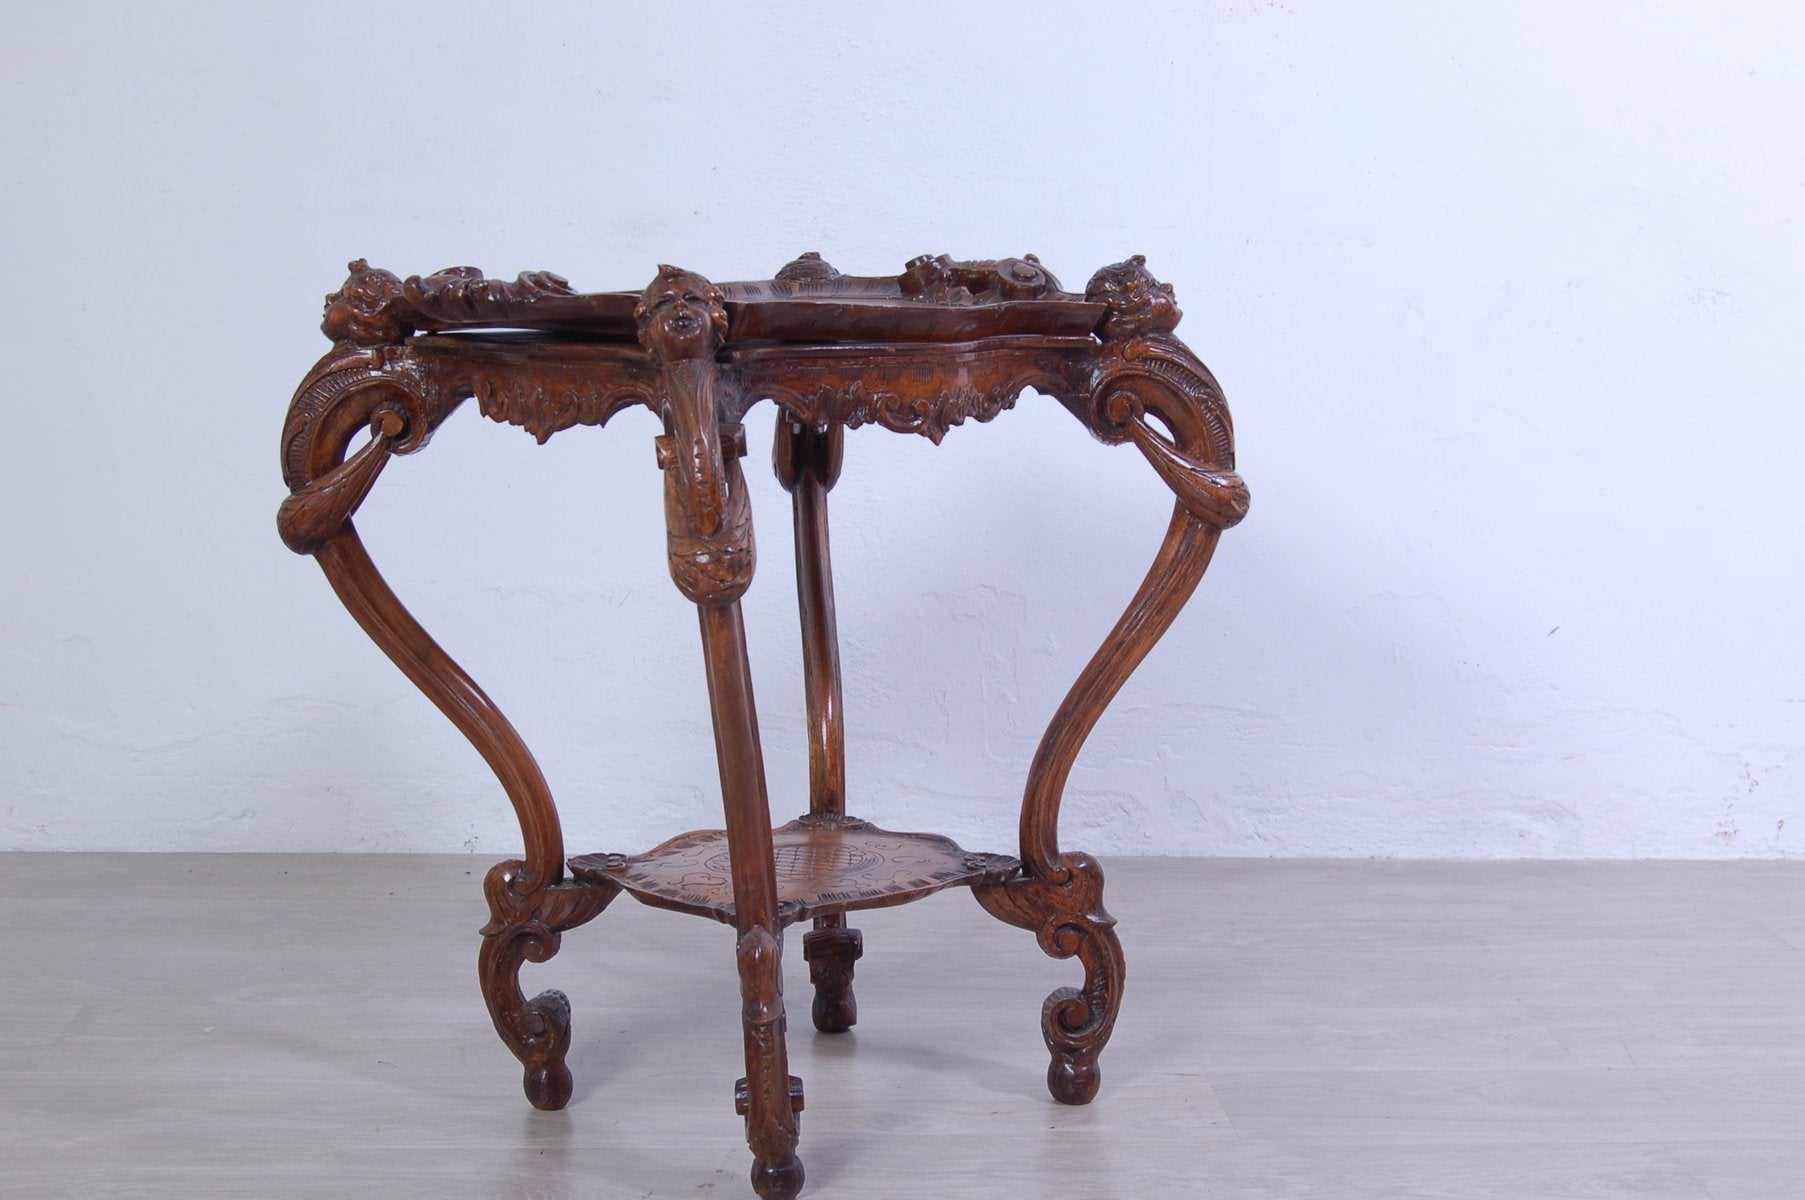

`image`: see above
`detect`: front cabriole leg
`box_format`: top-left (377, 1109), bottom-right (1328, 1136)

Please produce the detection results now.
top-left (976, 255), bottom-right (1249, 1105)
top-left (639, 267), bottom-right (803, 1200)
top-left (279, 261), bottom-right (640, 1111)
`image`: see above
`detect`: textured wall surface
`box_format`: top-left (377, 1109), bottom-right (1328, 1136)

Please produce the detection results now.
top-left (2, 4), bottom-right (1800, 857)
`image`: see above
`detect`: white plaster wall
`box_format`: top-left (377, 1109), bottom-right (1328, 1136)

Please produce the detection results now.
top-left (2, 3), bottom-right (1800, 857)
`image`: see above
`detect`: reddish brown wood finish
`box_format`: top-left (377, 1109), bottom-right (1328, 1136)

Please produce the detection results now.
top-left (278, 251), bottom-right (1247, 1200)
top-left (569, 817), bottom-right (1018, 925)
top-left (771, 418), bottom-right (864, 1031)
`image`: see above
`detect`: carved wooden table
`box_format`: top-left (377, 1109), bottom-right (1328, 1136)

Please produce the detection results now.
top-left (277, 251), bottom-right (1248, 1199)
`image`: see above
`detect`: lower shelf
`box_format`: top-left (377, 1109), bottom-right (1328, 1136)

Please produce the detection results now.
top-left (568, 813), bottom-right (1020, 926)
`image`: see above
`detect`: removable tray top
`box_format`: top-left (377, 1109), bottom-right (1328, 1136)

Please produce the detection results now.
top-left (323, 252), bottom-right (1109, 346)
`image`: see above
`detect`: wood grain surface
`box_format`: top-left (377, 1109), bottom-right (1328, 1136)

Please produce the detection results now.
top-left (274, 252), bottom-right (1249, 1198)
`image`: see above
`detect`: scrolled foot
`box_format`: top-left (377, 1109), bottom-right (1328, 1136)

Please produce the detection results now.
top-left (750, 1154), bottom-right (805, 1200)
top-left (503, 985), bottom-right (579, 1109)
top-left (803, 923), bottom-right (862, 1034)
top-left (1044, 988), bottom-right (1103, 1104)
top-left (974, 853), bottom-right (1125, 1106)
top-left (477, 860), bottom-right (616, 1111)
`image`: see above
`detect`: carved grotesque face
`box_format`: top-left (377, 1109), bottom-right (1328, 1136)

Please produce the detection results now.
top-left (635, 266), bottom-right (728, 360)
top-left (322, 259), bottom-right (410, 345)
top-left (1084, 254), bottom-right (1181, 341)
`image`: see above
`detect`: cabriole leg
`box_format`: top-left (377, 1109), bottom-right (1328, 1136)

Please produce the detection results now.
top-left (978, 255), bottom-right (1251, 1105)
top-left (975, 509), bottom-right (1216, 1104)
top-left (279, 265), bottom-right (617, 1117)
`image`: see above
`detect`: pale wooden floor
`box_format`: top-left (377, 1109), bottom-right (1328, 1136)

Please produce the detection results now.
top-left (3, 855), bottom-right (1803, 1199)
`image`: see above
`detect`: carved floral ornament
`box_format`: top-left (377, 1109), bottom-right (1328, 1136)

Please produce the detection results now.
top-left (319, 250), bottom-right (1166, 347)
top-left (286, 253), bottom-right (1245, 572)
top-left (321, 259), bottom-right (583, 346)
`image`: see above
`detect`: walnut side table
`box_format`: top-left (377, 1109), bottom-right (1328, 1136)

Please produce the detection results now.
top-left (276, 251), bottom-right (1248, 1200)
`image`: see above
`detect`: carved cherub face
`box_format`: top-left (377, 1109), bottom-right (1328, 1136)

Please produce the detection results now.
top-left (635, 266), bottom-right (728, 359)
top-left (322, 259), bottom-right (410, 345)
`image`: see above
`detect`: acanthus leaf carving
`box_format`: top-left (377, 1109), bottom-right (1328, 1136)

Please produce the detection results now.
top-left (468, 373), bottom-right (656, 444)
top-left (832, 379), bottom-right (1021, 444)
top-left (898, 252), bottom-right (1066, 304)
top-left (279, 343), bottom-right (437, 506)
top-left (637, 266), bottom-right (757, 607)
top-left (1085, 324), bottom-right (1246, 528)
top-left (320, 260), bottom-right (600, 346)
top-left (276, 408), bottom-right (405, 554)
top-left (403, 265), bottom-right (577, 323)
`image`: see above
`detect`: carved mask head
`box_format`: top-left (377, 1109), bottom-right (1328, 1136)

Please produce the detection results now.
top-left (1085, 254), bottom-right (1181, 342)
top-left (635, 265), bottom-right (729, 360)
top-left (322, 259), bottom-right (412, 345)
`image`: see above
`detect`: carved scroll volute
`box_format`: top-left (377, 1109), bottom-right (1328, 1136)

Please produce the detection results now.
top-left (1085, 255), bottom-right (1249, 528)
top-left (637, 266), bottom-right (756, 607)
top-left (277, 406), bottom-right (406, 554)
top-left (965, 256), bottom-right (1246, 1108)
top-left (283, 261), bottom-right (441, 529)
top-left (278, 350), bottom-right (437, 554)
